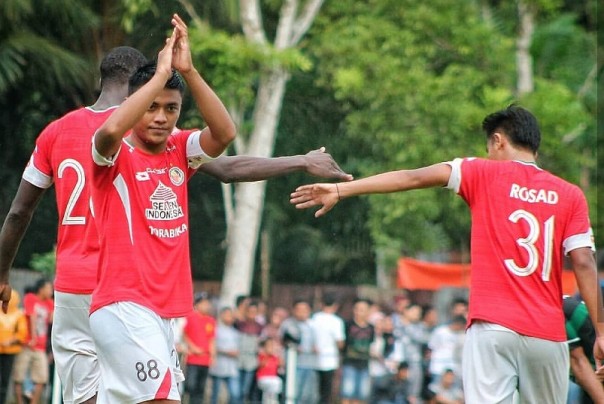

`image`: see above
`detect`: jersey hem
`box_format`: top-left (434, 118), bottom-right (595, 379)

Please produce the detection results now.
top-left (469, 316), bottom-right (566, 342)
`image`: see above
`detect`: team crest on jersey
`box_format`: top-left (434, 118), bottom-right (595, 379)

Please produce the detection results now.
top-left (169, 167), bottom-right (185, 186)
top-left (145, 181), bottom-right (184, 221)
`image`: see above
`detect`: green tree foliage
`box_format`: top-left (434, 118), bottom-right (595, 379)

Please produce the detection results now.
top-left (308, 0), bottom-right (596, 264)
top-left (1, 0), bottom-right (598, 284)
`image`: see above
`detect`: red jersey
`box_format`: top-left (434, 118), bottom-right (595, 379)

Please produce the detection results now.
top-left (23, 293), bottom-right (53, 351)
top-left (257, 352), bottom-right (280, 379)
top-left (23, 107), bottom-right (117, 294)
top-left (90, 129), bottom-right (211, 317)
top-left (184, 312), bottom-right (216, 366)
top-left (447, 158), bottom-right (594, 341)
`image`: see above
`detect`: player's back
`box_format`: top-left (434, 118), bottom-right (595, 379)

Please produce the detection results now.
top-left (23, 106), bottom-right (116, 294)
top-left (455, 158), bottom-right (592, 341)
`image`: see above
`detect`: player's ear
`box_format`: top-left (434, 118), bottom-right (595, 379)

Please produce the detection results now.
top-left (492, 132), bottom-right (506, 149)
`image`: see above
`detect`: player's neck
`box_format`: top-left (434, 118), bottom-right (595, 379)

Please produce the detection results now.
top-left (90, 87), bottom-right (127, 111)
top-left (506, 148), bottom-right (536, 164)
top-left (125, 134), bottom-right (167, 155)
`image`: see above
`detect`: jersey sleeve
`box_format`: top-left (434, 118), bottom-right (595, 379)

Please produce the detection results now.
top-left (185, 130), bottom-right (218, 168)
top-left (562, 189), bottom-right (595, 255)
top-left (445, 158), bottom-right (463, 193)
top-left (22, 122), bottom-right (59, 189)
top-left (91, 132), bottom-right (123, 167)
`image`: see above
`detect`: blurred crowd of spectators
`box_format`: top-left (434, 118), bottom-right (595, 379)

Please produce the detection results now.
top-left (176, 291), bottom-right (468, 404)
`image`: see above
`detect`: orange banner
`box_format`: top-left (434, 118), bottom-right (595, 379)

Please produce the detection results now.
top-left (396, 257), bottom-right (578, 295)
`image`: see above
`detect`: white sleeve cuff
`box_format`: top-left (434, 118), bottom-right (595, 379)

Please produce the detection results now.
top-left (91, 133), bottom-right (120, 167)
top-left (22, 165), bottom-right (53, 189)
top-left (186, 130), bottom-right (217, 169)
top-left (445, 158), bottom-right (463, 193)
top-left (563, 228), bottom-right (596, 255)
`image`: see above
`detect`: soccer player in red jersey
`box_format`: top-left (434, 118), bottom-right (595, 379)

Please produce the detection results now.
top-left (86, 14), bottom-right (343, 403)
top-left (0, 23), bottom-right (350, 404)
top-left (290, 105), bottom-right (603, 403)
top-left (0, 46), bottom-right (148, 404)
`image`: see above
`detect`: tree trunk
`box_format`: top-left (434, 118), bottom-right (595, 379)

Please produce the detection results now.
top-left (516, 0), bottom-right (535, 96)
top-left (219, 0), bottom-right (324, 307)
top-left (220, 70), bottom-right (289, 307)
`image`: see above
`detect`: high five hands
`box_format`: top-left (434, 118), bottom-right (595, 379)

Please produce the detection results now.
top-left (290, 182), bottom-right (341, 218)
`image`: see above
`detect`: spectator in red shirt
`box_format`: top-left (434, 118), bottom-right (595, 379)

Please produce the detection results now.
top-left (257, 338), bottom-right (283, 404)
top-left (12, 279), bottom-right (53, 404)
top-left (183, 292), bottom-right (216, 403)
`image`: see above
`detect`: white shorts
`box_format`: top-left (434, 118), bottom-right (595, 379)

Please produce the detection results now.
top-left (51, 292), bottom-right (98, 404)
top-left (89, 302), bottom-right (183, 404)
top-left (462, 321), bottom-right (569, 404)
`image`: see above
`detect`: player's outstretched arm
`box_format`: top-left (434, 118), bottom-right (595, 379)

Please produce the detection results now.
top-left (170, 14), bottom-right (236, 158)
top-left (0, 181), bottom-right (45, 312)
top-left (94, 27), bottom-right (177, 159)
top-left (290, 163), bottom-right (451, 218)
top-left (199, 147), bottom-right (353, 183)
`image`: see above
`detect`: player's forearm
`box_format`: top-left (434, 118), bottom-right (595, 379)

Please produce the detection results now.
top-left (181, 69), bottom-right (236, 156)
top-left (571, 249), bottom-right (604, 335)
top-left (201, 155), bottom-right (306, 183)
top-left (95, 71), bottom-right (171, 157)
top-left (0, 213), bottom-right (30, 282)
top-left (571, 352), bottom-right (604, 401)
top-left (0, 183), bottom-right (44, 282)
top-left (337, 163), bottom-right (450, 199)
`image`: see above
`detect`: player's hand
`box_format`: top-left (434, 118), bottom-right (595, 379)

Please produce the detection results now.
top-left (290, 183), bottom-right (340, 217)
top-left (0, 283), bottom-right (11, 314)
top-left (170, 14), bottom-right (194, 74)
top-left (303, 147), bottom-right (353, 181)
top-left (595, 365), bottom-right (604, 382)
top-left (594, 336), bottom-right (604, 369)
top-left (157, 26), bottom-right (178, 78)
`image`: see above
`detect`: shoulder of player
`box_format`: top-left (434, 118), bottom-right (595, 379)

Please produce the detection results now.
top-left (37, 107), bottom-right (104, 138)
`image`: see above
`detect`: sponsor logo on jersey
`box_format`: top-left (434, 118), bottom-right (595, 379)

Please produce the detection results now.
top-left (169, 167), bottom-right (185, 186)
top-left (149, 224), bottom-right (188, 238)
top-left (135, 171), bottom-right (150, 181)
top-left (135, 167), bottom-right (171, 181)
top-left (145, 181), bottom-right (184, 220)
top-left (509, 183), bottom-right (558, 204)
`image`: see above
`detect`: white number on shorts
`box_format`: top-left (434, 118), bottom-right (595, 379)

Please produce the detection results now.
top-left (58, 158), bottom-right (86, 225)
top-left (504, 209), bottom-right (555, 281)
top-left (136, 360), bottom-right (161, 382)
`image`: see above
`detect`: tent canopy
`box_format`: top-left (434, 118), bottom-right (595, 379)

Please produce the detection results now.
top-left (397, 257), bottom-right (578, 295)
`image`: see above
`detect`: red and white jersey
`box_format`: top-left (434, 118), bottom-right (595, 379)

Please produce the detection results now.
top-left (90, 129), bottom-right (213, 318)
top-left (23, 107), bottom-right (117, 294)
top-left (447, 158), bottom-right (594, 341)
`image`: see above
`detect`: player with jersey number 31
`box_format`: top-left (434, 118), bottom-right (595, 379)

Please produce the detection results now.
top-left (291, 105), bottom-right (604, 404)
top-left (89, 14), bottom-right (235, 404)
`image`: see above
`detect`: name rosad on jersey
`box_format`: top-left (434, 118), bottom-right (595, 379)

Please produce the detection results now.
top-left (509, 183), bottom-right (558, 205)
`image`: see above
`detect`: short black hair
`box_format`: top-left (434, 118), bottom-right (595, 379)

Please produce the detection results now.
top-left (235, 295), bottom-right (249, 307)
top-left (100, 46), bottom-right (147, 88)
top-left (128, 60), bottom-right (185, 95)
top-left (450, 297), bottom-right (468, 307)
top-left (482, 105), bottom-right (541, 154)
top-left (293, 299), bottom-right (310, 308)
top-left (353, 297), bottom-right (373, 306)
top-left (33, 278), bottom-right (51, 293)
top-left (322, 293), bottom-right (338, 307)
